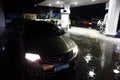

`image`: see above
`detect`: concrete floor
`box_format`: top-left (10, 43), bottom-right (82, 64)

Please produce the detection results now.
top-left (68, 27), bottom-right (120, 44)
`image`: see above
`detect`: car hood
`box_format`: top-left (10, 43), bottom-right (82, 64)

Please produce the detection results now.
top-left (23, 35), bottom-right (76, 56)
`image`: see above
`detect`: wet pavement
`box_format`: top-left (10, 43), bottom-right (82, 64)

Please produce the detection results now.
top-left (45, 28), bottom-right (120, 80)
top-left (69, 33), bottom-right (120, 80)
top-left (1, 27), bottom-right (120, 80)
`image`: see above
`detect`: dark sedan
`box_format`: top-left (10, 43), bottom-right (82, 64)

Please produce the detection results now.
top-left (1, 20), bottom-right (78, 79)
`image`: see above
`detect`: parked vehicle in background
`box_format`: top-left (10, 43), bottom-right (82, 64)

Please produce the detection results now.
top-left (89, 18), bottom-right (99, 29)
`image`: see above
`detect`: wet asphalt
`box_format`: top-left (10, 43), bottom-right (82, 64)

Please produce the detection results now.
top-left (0, 27), bottom-right (120, 80)
top-left (46, 32), bottom-right (120, 80)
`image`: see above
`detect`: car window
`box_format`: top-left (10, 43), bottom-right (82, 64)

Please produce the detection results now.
top-left (23, 20), bottom-right (64, 37)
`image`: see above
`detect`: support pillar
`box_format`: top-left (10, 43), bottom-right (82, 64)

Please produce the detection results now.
top-left (61, 3), bottom-right (70, 30)
top-left (105, 0), bottom-right (120, 36)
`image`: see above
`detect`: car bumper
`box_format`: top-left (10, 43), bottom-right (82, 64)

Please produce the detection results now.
top-left (42, 56), bottom-right (78, 78)
top-left (24, 55), bottom-right (78, 79)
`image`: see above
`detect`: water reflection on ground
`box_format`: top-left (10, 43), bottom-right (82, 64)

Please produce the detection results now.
top-left (46, 33), bottom-right (120, 80)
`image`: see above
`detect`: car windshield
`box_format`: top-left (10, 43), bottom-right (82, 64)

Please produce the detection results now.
top-left (23, 20), bottom-right (65, 37)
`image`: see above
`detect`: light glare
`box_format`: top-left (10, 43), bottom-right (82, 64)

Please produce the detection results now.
top-left (73, 46), bottom-right (79, 54)
top-left (84, 54), bottom-right (92, 63)
top-left (25, 53), bottom-right (41, 62)
top-left (74, 2), bottom-right (78, 5)
top-left (92, 0), bottom-right (95, 2)
top-left (89, 71), bottom-right (96, 77)
top-left (57, 1), bottom-right (60, 4)
top-left (60, 5), bottom-right (63, 7)
top-left (113, 69), bottom-right (120, 74)
top-left (49, 4), bottom-right (52, 6)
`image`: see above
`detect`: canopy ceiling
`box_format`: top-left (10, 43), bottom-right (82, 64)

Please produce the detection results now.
top-left (38, 0), bottom-right (109, 8)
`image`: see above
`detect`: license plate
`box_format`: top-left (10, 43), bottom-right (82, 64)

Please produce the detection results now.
top-left (54, 64), bottom-right (69, 72)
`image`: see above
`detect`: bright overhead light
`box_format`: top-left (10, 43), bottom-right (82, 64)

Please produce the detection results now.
top-left (57, 1), bottom-right (60, 4)
top-left (49, 4), bottom-right (52, 6)
top-left (74, 2), bottom-right (78, 5)
top-left (92, 0), bottom-right (95, 2)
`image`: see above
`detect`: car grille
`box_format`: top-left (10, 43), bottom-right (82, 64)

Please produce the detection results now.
top-left (41, 50), bottom-right (74, 64)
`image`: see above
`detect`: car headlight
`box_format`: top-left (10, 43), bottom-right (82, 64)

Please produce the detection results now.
top-left (73, 46), bottom-right (79, 54)
top-left (25, 53), bottom-right (41, 62)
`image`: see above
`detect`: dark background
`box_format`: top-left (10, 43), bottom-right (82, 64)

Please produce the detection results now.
top-left (4, 0), bottom-right (45, 13)
top-left (3, 0), bottom-right (107, 19)
top-left (71, 3), bottom-right (107, 20)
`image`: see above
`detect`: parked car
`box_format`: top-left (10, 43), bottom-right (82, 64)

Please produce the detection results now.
top-left (88, 18), bottom-right (99, 29)
top-left (2, 20), bottom-right (78, 79)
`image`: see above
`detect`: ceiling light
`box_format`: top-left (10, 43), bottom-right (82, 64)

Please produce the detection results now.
top-left (74, 2), bottom-right (78, 5)
top-left (49, 4), bottom-right (52, 6)
top-left (57, 1), bottom-right (60, 4)
top-left (92, 0), bottom-right (95, 2)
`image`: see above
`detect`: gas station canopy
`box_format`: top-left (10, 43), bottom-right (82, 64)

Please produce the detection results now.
top-left (38, 0), bottom-right (109, 8)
